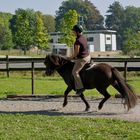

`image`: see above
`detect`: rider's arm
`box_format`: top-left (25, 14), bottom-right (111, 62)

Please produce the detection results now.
top-left (67, 45), bottom-right (80, 60)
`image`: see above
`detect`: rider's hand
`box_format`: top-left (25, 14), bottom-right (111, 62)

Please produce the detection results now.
top-left (67, 57), bottom-right (73, 60)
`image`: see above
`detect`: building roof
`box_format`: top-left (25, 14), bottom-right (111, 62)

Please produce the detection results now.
top-left (84, 30), bottom-right (117, 34)
top-left (50, 30), bottom-right (117, 36)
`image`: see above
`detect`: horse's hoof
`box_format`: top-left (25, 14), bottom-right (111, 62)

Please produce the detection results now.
top-left (85, 107), bottom-right (90, 112)
top-left (63, 102), bottom-right (67, 107)
top-left (98, 104), bottom-right (103, 110)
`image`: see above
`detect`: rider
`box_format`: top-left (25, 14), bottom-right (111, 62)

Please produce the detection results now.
top-left (68, 24), bottom-right (91, 95)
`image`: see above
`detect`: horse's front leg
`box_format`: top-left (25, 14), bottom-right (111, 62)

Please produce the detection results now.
top-left (63, 86), bottom-right (72, 107)
top-left (80, 93), bottom-right (90, 111)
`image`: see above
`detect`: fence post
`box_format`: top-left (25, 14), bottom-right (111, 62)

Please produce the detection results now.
top-left (31, 61), bottom-right (35, 95)
top-left (6, 55), bottom-right (9, 77)
top-left (124, 61), bottom-right (127, 82)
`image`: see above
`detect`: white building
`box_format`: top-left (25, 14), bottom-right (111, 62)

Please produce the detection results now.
top-left (50, 30), bottom-right (117, 53)
top-left (84, 30), bottom-right (117, 52)
top-left (52, 43), bottom-right (73, 57)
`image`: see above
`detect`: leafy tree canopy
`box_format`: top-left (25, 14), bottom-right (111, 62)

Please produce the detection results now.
top-left (123, 29), bottom-right (140, 55)
top-left (105, 1), bottom-right (140, 53)
top-left (0, 12), bottom-right (13, 50)
top-left (59, 9), bottom-right (78, 47)
top-left (10, 8), bottom-right (50, 54)
top-left (10, 8), bottom-right (35, 49)
top-left (105, 1), bottom-right (124, 30)
top-left (42, 15), bottom-right (55, 32)
top-left (55, 0), bottom-right (104, 31)
top-left (123, 6), bottom-right (140, 33)
top-left (34, 11), bottom-right (50, 49)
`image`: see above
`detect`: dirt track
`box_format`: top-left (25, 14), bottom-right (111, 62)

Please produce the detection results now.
top-left (0, 96), bottom-right (140, 122)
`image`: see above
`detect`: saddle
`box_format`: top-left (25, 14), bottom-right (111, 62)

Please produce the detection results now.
top-left (83, 63), bottom-right (91, 69)
top-left (82, 62), bottom-right (96, 71)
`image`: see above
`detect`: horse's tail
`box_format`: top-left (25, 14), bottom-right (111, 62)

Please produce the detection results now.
top-left (112, 68), bottom-right (137, 110)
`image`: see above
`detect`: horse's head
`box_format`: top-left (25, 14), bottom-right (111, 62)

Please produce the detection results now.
top-left (44, 54), bottom-right (69, 76)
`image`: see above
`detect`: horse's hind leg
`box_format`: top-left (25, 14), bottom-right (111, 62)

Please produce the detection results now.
top-left (112, 81), bottom-right (124, 98)
top-left (80, 93), bottom-right (90, 111)
top-left (97, 88), bottom-right (111, 110)
top-left (63, 87), bottom-right (72, 107)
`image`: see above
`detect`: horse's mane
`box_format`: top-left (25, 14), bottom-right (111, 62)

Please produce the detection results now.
top-left (49, 54), bottom-right (73, 66)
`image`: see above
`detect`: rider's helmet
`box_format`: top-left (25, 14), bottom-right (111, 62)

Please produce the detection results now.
top-left (72, 24), bottom-right (83, 33)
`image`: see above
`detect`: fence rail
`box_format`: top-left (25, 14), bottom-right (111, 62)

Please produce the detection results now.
top-left (0, 56), bottom-right (140, 69)
top-left (0, 55), bottom-right (140, 95)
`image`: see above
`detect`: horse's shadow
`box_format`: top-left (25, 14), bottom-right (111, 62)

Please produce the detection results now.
top-left (0, 108), bottom-right (129, 116)
top-left (0, 97), bottom-right (130, 117)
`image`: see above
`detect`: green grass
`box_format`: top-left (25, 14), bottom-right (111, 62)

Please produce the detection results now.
top-left (0, 72), bottom-right (140, 98)
top-left (128, 77), bottom-right (140, 94)
top-left (0, 73), bottom-right (140, 139)
top-left (0, 114), bottom-right (140, 140)
top-left (0, 74), bottom-right (67, 98)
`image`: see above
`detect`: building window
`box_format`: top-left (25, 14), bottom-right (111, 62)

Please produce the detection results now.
top-left (106, 37), bottom-right (110, 40)
top-left (78, 16), bottom-right (84, 25)
top-left (58, 38), bottom-right (61, 43)
top-left (53, 48), bottom-right (57, 54)
top-left (87, 37), bottom-right (94, 42)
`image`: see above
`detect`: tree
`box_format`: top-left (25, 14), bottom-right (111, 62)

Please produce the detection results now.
top-left (122, 6), bottom-right (140, 55)
top-left (123, 6), bottom-right (140, 33)
top-left (10, 8), bottom-right (35, 55)
top-left (59, 10), bottom-right (78, 47)
top-left (105, 1), bottom-right (125, 49)
top-left (84, 0), bottom-right (104, 30)
top-left (0, 12), bottom-right (13, 50)
top-left (55, 0), bottom-right (104, 31)
top-left (34, 12), bottom-right (50, 50)
top-left (105, 2), bottom-right (140, 52)
top-left (0, 24), bottom-right (13, 50)
top-left (123, 29), bottom-right (140, 55)
top-left (42, 15), bottom-right (55, 32)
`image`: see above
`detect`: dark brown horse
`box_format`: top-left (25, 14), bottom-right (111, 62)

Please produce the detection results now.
top-left (44, 54), bottom-right (137, 111)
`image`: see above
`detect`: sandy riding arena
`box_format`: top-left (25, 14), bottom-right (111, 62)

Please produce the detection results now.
top-left (0, 96), bottom-right (140, 122)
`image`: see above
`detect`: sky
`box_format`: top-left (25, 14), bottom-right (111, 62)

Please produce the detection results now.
top-left (0, 0), bottom-right (140, 17)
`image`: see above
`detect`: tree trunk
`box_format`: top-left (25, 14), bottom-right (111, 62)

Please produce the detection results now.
top-left (24, 45), bottom-right (26, 55)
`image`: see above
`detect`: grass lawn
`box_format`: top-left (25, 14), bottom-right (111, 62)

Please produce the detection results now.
top-left (0, 73), bottom-right (140, 139)
top-left (0, 114), bottom-right (140, 140)
top-left (0, 72), bottom-right (140, 98)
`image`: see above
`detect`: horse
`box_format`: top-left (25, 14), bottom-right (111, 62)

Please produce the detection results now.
top-left (44, 54), bottom-right (137, 111)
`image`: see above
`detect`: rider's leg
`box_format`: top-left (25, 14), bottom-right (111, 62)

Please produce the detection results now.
top-left (72, 55), bottom-right (90, 95)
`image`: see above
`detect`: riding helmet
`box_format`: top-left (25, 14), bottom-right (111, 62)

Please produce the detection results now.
top-left (72, 24), bottom-right (83, 33)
